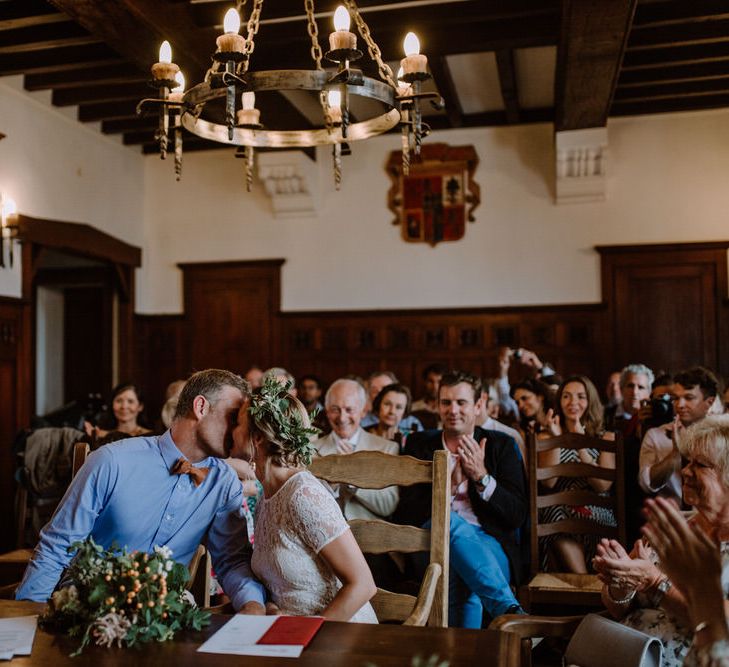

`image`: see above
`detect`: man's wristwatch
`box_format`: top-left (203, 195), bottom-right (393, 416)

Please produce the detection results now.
top-left (649, 578), bottom-right (672, 608)
top-left (476, 473), bottom-right (492, 492)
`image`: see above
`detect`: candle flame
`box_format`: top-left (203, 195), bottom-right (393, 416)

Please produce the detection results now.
top-left (333, 6), bottom-right (350, 32)
top-left (242, 91), bottom-right (256, 110)
top-left (223, 8), bottom-right (241, 34)
top-left (159, 40), bottom-right (172, 64)
top-left (403, 32), bottom-right (420, 56)
top-left (172, 71), bottom-right (185, 93)
top-left (327, 90), bottom-right (342, 109)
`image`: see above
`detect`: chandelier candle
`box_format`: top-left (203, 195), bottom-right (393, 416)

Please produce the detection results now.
top-left (401, 32), bottom-right (427, 75)
top-left (151, 40), bottom-right (179, 83)
top-left (237, 91), bottom-right (260, 126)
top-left (216, 8), bottom-right (245, 54)
top-left (329, 6), bottom-right (356, 51)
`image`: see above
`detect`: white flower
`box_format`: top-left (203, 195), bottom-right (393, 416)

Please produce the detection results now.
top-left (181, 590), bottom-right (197, 607)
top-left (50, 585), bottom-right (79, 609)
top-left (91, 612), bottom-right (131, 648)
top-left (153, 545), bottom-right (173, 560)
top-left (165, 560), bottom-right (173, 571)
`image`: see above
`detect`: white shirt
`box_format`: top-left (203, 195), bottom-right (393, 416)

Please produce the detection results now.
top-left (443, 433), bottom-right (497, 528)
top-left (331, 427), bottom-right (362, 453)
top-left (639, 425), bottom-right (683, 499)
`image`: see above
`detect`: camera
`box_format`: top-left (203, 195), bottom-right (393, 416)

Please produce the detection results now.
top-left (644, 394), bottom-right (674, 429)
top-left (511, 348), bottom-right (522, 360)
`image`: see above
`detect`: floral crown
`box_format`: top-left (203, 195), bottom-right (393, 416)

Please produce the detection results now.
top-left (248, 376), bottom-right (319, 465)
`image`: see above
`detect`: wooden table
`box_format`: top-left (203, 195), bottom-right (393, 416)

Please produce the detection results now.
top-left (1, 600), bottom-right (519, 666)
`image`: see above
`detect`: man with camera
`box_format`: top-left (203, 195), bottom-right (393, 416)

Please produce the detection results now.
top-left (604, 364), bottom-right (654, 437)
top-left (639, 366), bottom-right (719, 502)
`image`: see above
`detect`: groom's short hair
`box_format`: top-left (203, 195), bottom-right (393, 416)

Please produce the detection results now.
top-left (174, 369), bottom-right (249, 419)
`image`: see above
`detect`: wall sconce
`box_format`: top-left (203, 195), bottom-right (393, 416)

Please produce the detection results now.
top-left (0, 193), bottom-right (19, 268)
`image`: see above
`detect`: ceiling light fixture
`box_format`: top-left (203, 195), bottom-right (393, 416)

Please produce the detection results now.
top-left (0, 193), bottom-right (19, 269)
top-left (137, 1), bottom-right (441, 190)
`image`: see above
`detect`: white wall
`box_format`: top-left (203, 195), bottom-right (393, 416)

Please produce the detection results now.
top-left (35, 286), bottom-right (64, 414)
top-left (0, 76), bottom-right (145, 298)
top-left (137, 108), bottom-right (729, 314)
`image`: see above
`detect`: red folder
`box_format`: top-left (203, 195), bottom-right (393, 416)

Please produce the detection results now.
top-left (257, 616), bottom-right (324, 646)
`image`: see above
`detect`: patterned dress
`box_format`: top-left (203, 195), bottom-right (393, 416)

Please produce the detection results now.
top-left (539, 446), bottom-right (617, 569)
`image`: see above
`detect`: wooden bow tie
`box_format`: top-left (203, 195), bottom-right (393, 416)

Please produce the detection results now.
top-left (171, 458), bottom-right (210, 487)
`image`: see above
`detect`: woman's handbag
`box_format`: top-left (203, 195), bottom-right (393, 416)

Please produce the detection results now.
top-left (564, 613), bottom-right (663, 667)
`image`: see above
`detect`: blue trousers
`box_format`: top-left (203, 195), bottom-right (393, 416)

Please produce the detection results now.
top-left (446, 512), bottom-right (519, 628)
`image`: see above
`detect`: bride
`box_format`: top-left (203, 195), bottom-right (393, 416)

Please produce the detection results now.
top-left (231, 377), bottom-right (378, 622)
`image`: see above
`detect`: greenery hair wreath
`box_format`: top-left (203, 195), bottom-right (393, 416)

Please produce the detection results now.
top-left (248, 376), bottom-right (320, 465)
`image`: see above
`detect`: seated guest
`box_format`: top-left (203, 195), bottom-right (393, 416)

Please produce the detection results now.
top-left (644, 496), bottom-right (729, 667)
top-left (297, 374), bottom-right (324, 417)
top-left (396, 370), bottom-right (527, 627)
top-left (474, 382), bottom-right (525, 464)
top-left (84, 382), bottom-right (152, 441)
top-left (244, 365), bottom-right (264, 389)
top-left (314, 379), bottom-right (399, 520)
top-left (595, 415), bottom-right (729, 667)
top-left (496, 346), bottom-right (557, 421)
top-left (264, 367), bottom-right (297, 396)
top-left (412, 364), bottom-right (445, 413)
top-left (639, 366), bottom-right (718, 502)
top-left (604, 364), bottom-right (653, 437)
top-left (231, 377), bottom-right (377, 621)
top-left (161, 378), bottom-right (186, 429)
top-left (604, 371), bottom-right (623, 409)
top-left (538, 375), bottom-right (616, 573)
top-left (315, 378), bottom-right (400, 589)
top-left (17, 369), bottom-right (266, 613)
top-left (510, 378), bottom-right (553, 443)
top-left (366, 383), bottom-right (416, 451)
top-left (361, 370), bottom-right (423, 433)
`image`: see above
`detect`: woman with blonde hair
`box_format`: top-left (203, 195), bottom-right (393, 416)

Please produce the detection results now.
top-left (230, 377), bottom-right (377, 622)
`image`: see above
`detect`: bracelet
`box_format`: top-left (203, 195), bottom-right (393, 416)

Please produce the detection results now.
top-left (694, 621), bottom-right (709, 634)
top-left (606, 584), bottom-right (637, 605)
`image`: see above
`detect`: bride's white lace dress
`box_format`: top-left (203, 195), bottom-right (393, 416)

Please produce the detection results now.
top-left (251, 470), bottom-right (377, 623)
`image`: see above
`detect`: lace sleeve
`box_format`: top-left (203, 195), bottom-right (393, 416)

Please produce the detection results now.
top-left (291, 476), bottom-right (349, 554)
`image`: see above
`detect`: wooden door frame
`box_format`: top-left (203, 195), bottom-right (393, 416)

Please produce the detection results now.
top-left (15, 214), bottom-right (141, 417)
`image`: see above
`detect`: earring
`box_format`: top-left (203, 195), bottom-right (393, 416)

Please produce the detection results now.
top-left (250, 461), bottom-right (256, 471)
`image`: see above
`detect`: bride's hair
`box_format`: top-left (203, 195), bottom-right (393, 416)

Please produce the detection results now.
top-left (249, 377), bottom-right (318, 467)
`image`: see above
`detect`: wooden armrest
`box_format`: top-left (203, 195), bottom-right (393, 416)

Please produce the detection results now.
top-left (0, 582), bottom-right (19, 600)
top-left (489, 614), bottom-right (584, 639)
top-left (404, 562), bottom-right (441, 627)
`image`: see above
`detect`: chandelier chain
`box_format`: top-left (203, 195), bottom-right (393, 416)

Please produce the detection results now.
top-left (240, 0), bottom-right (264, 73)
top-left (304, 0), bottom-right (324, 70)
top-left (343, 0), bottom-right (397, 89)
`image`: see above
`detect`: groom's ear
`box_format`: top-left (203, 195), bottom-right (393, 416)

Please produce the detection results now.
top-left (192, 395), bottom-right (209, 420)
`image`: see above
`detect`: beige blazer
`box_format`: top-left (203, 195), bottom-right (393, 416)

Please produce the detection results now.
top-left (314, 430), bottom-right (399, 521)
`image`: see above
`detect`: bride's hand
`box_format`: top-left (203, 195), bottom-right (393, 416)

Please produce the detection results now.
top-left (265, 602), bottom-right (282, 615)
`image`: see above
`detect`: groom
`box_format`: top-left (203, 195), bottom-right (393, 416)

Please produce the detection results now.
top-left (16, 369), bottom-right (266, 613)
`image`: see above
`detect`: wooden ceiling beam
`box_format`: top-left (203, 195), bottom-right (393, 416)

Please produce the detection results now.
top-left (426, 106), bottom-right (552, 130)
top-left (78, 99), bottom-right (139, 122)
top-left (52, 82), bottom-right (151, 106)
top-left (555, 0), bottom-right (638, 131)
top-left (0, 44), bottom-right (120, 76)
top-left (0, 22), bottom-right (100, 55)
top-left (427, 56), bottom-right (463, 128)
top-left (102, 117), bottom-right (159, 134)
top-left (627, 18), bottom-right (729, 51)
top-left (622, 42), bottom-right (729, 70)
top-left (633, 0), bottom-right (729, 29)
top-left (614, 76), bottom-right (729, 101)
top-left (0, 1), bottom-right (68, 31)
top-left (619, 59), bottom-right (729, 86)
top-left (611, 91), bottom-right (729, 116)
top-left (24, 63), bottom-right (145, 91)
top-left (495, 49), bottom-right (520, 124)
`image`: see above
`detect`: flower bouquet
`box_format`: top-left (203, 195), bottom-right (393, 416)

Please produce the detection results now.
top-left (40, 537), bottom-right (210, 655)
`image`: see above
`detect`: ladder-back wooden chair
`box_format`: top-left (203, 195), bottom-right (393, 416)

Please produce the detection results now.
top-left (520, 431), bottom-right (625, 611)
top-left (309, 449), bottom-right (450, 627)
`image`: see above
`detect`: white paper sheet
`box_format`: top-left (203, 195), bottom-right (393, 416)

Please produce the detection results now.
top-left (0, 615), bottom-right (38, 660)
top-left (197, 615), bottom-right (303, 658)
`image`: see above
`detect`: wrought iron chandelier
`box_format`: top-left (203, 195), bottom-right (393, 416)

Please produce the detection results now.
top-left (137, 1), bottom-right (441, 190)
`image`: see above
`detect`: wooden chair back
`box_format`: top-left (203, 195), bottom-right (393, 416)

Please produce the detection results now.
top-left (528, 431), bottom-right (626, 578)
top-left (309, 449), bottom-right (450, 627)
top-left (71, 442), bottom-right (90, 479)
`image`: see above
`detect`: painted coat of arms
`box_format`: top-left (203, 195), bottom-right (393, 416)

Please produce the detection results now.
top-left (386, 143), bottom-right (480, 246)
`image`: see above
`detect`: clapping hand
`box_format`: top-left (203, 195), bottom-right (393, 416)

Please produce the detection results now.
top-left (457, 434), bottom-right (487, 482)
top-left (594, 538), bottom-right (661, 594)
top-left (543, 409), bottom-right (562, 436)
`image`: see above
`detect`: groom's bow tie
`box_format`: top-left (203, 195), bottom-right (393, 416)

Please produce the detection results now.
top-left (171, 458), bottom-right (210, 487)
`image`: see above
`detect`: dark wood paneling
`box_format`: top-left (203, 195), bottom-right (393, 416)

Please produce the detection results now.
top-left (133, 314), bottom-right (186, 422)
top-left (598, 241), bottom-right (729, 377)
top-left (179, 260), bottom-right (284, 377)
top-left (0, 297), bottom-right (27, 551)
